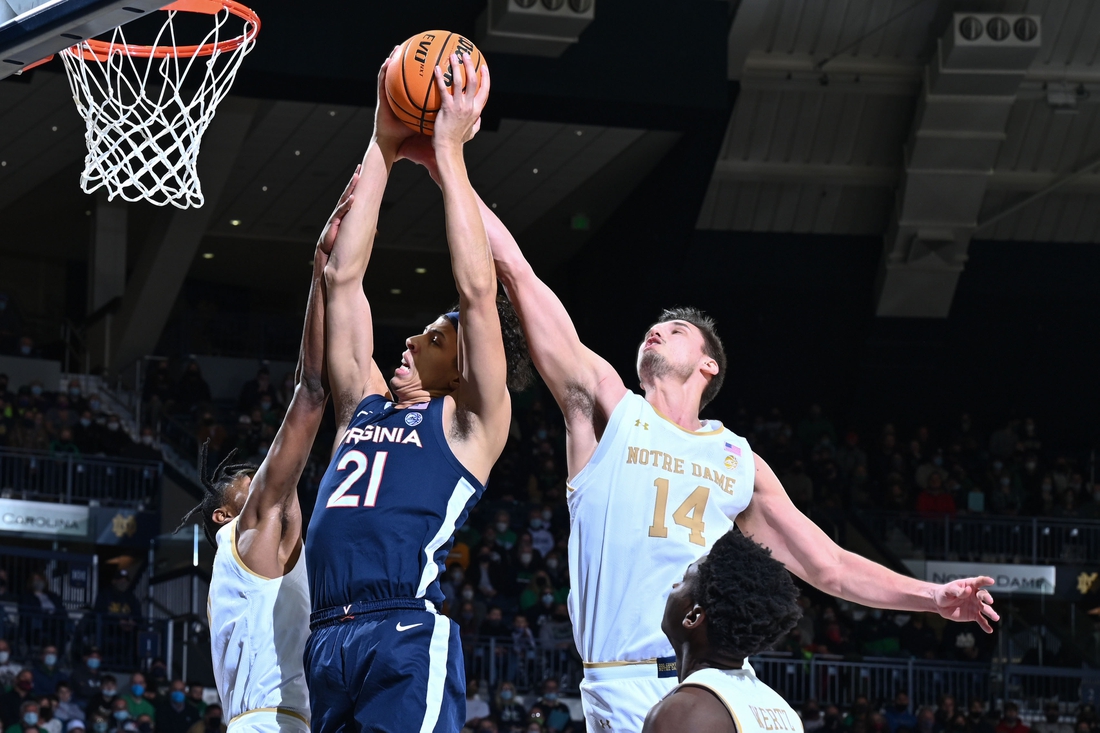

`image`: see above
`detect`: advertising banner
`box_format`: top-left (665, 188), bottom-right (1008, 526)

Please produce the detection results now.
top-left (925, 561), bottom-right (1055, 596)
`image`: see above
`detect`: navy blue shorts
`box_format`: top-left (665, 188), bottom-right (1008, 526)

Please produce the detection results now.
top-left (305, 603), bottom-right (464, 733)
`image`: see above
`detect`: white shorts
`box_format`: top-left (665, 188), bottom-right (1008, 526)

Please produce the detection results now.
top-left (226, 709), bottom-right (310, 733)
top-left (579, 663), bottom-right (677, 733)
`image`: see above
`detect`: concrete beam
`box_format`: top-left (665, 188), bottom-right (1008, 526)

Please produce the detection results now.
top-left (107, 98), bottom-right (258, 371)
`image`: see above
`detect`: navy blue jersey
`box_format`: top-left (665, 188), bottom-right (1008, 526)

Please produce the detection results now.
top-left (305, 394), bottom-right (485, 611)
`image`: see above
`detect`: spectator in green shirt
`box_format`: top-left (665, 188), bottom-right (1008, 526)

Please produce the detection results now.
top-left (5, 700), bottom-right (40, 733)
top-left (121, 677), bottom-right (153, 721)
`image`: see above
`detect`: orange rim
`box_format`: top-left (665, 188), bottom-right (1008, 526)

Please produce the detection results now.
top-left (66, 0), bottom-right (259, 62)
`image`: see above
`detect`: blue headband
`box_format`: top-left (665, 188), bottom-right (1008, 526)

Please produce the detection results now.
top-left (443, 311), bottom-right (460, 330)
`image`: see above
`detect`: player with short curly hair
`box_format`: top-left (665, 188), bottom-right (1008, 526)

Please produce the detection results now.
top-left (643, 530), bottom-right (803, 733)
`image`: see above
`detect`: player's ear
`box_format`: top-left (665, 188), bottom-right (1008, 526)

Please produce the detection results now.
top-left (700, 357), bottom-right (718, 378)
top-left (683, 605), bottom-right (705, 630)
top-left (211, 506), bottom-right (233, 525)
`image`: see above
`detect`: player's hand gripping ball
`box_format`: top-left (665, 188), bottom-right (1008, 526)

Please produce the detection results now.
top-left (385, 31), bottom-right (486, 136)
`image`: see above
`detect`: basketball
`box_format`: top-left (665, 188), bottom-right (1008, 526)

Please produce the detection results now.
top-left (385, 30), bottom-right (486, 135)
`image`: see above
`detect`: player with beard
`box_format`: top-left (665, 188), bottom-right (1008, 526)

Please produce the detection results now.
top-left (392, 147), bottom-right (1002, 732)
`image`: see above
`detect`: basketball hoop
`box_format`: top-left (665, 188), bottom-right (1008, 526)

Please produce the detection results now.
top-left (59, 0), bottom-right (260, 209)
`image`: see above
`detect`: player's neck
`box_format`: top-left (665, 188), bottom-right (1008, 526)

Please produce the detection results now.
top-left (643, 380), bottom-right (704, 431)
top-left (676, 646), bottom-right (747, 682)
top-left (391, 386), bottom-right (444, 408)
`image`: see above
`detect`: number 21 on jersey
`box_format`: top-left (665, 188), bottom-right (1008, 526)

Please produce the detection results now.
top-left (648, 478), bottom-right (710, 546)
top-left (326, 450), bottom-right (388, 508)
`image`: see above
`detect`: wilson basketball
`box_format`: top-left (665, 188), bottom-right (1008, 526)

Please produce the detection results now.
top-left (385, 30), bottom-right (486, 135)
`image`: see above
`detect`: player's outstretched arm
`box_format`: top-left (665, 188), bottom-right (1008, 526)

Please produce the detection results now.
top-left (236, 172), bottom-right (357, 574)
top-left (736, 453), bottom-right (1000, 633)
top-left (323, 50), bottom-right (414, 431)
top-left (430, 54), bottom-right (509, 480)
top-left (397, 134), bottom-right (626, 472)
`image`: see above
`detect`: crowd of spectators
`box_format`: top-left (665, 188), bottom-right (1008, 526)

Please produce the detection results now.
top-left (0, 646), bottom-right (225, 733)
top-left (735, 405), bottom-right (1100, 520)
top-left (8, 344), bottom-right (1100, 727)
top-left (0, 374), bottom-right (158, 463)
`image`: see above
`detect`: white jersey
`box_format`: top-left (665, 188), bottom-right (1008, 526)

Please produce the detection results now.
top-left (567, 392), bottom-right (754, 663)
top-left (672, 666), bottom-right (802, 733)
top-left (209, 518), bottom-right (311, 728)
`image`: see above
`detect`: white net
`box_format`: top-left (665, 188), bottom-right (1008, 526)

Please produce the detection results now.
top-left (59, 1), bottom-right (258, 209)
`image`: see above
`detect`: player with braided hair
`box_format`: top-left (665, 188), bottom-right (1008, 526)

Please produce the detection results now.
top-left (643, 531), bottom-right (803, 733)
top-left (178, 169), bottom-right (359, 733)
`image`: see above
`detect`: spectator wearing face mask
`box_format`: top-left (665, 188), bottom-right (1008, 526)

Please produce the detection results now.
top-left (153, 682), bottom-right (197, 733)
top-left (541, 552), bottom-right (566, 590)
top-left (511, 535), bottom-right (543, 594)
top-left (518, 573), bottom-right (559, 614)
top-left (29, 649), bottom-right (66, 697)
top-left (184, 704), bottom-right (223, 733)
top-left (98, 416), bottom-right (128, 456)
top-left (51, 686), bottom-right (81, 726)
top-left (121, 675), bottom-right (153, 721)
top-left (5, 701), bottom-right (40, 733)
top-left (84, 677), bottom-right (118, 721)
top-left (532, 681), bottom-right (572, 733)
top-left (86, 716), bottom-right (109, 733)
top-left (69, 652), bottom-right (103, 706)
top-left (526, 509), bottom-right (554, 558)
top-left (67, 719), bottom-right (86, 733)
top-left (494, 512), bottom-right (517, 551)
top-left (34, 698), bottom-right (60, 733)
top-left (132, 715), bottom-right (152, 733)
top-left (71, 412), bottom-right (102, 455)
top-left (121, 428), bottom-right (161, 463)
top-left (108, 700), bottom-right (131, 733)
top-left (1, 672), bottom-right (36, 730)
top-left (0, 641), bottom-right (22, 691)
top-left (15, 337), bottom-right (39, 359)
top-left (492, 682), bottom-right (526, 733)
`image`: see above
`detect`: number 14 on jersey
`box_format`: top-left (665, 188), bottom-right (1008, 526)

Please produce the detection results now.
top-left (648, 478), bottom-right (710, 546)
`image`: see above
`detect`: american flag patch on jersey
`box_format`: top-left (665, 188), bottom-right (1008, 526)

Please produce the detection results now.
top-left (724, 442), bottom-right (742, 456)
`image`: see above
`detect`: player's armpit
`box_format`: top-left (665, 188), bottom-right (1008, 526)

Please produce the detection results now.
top-left (642, 686), bottom-right (737, 733)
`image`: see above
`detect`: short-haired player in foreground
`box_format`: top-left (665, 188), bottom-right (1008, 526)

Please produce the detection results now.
top-left (439, 187), bottom-right (999, 731)
top-left (642, 531), bottom-right (803, 733)
top-left (303, 50), bottom-right (529, 733)
top-left (177, 172), bottom-right (359, 733)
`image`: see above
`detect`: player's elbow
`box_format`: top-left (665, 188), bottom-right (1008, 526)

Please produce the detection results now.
top-left (295, 376), bottom-right (326, 405)
top-left (323, 260), bottom-right (361, 289)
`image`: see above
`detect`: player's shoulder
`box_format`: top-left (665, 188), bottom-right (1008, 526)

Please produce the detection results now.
top-left (643, 685), bottom-right (737, 733)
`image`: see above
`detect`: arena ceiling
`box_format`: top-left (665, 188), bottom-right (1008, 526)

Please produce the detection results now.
top-left (2, 0), bottom-right (1100, 362)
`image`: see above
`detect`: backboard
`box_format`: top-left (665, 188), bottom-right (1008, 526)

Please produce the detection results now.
top-left (0, 0), bottom-right (172, 80)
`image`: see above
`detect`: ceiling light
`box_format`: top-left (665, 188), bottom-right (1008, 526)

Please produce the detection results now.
top-left (959, 16), bottom-right (983, 40)
top-left (294, 150), bottom-right (301, 156)
top-left (230, 219), bottom-right (241, 226)
top-left (575, 130), bottom-right (583, 136)
top-left (262, 185), bottom-right (268, 192)
top-left (202, 253), bottom-right (214, 259)
top-left (986, 16), bottom-right (1010, 41)
top-left (415, 267), bottom-right (427, 274)
top-left (0, 161), bottom-right (6, 167)
top-left (328, 110), bottom-right (336, 117)
top-left (532, 168), bottom-right (539, 174)
top-left (390, 288), bottom-right (401, 295)
top-left (51, 125), bottom-right (57, 131)
top-left (491, 202), bottom-right (498, 209)
top-left (1014, 17), bottom-right (1038, 41)
top-left (85, 210), bottom-right (91, 216)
